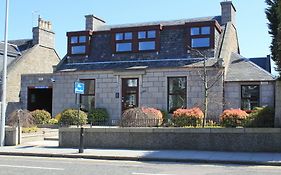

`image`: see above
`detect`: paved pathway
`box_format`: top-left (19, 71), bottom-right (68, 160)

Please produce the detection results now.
top-left (0, 140), bottom-right (281, 166)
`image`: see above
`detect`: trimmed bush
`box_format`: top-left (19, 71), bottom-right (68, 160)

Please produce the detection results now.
top-left (172, 107), bottom-right (204, 127)
top-left (88, 108), bottom-right (109, 125)
top-left (22, 126), bottom-right (38, 133)
top-left (60, 109), bottom-right (87, 126)
top-left (160, 109), bottom-right (169, 124)
top-left (120, 107), bottom-right (163, 127)
top-left (54, 113), bottom-right (62, 122)
top-left (245, 107), bottom-right (275, 127)
top-left (220, 109), bottom-right (248, 127)
top-left (48, 118), bottom-right (59, 125)
top-left (31, 110), bottom-right (51, 125)
top-left (7, 109), bottom-right (34, 127)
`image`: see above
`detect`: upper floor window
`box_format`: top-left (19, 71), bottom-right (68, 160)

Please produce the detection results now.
top-left (115, 32), bottom-right (133, 52)
top-left (186, 21), bottom-right (221, 50)
top-left (137, 30), bottom-right (156, 51)
top-left (190, 26), bottom-right (211, 48)
top-left (67, 31), bottom-right (92, 56)
top-left (112, 25), bottom-right (161, 53)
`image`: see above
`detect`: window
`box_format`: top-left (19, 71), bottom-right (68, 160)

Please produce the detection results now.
top-left (80, 79), bottom-right (95, 112)
top-left (113, 28), bottom-right (159, 53)
top-left (189, 26), bottom-right (212, 48)
top-left (137, 30), bottom-right (156, 51)
top-left (115, 32), bottom-right (133, 52)
top-left (67, 31), bottom-right (92, 56)
top-left (168, 77), bottom-right (187, 113)
top-left (241, 85), bottom-right (260, 110)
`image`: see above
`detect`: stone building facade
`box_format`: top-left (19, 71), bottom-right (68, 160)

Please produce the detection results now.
top-left (21, 1), bottom-right (275, 121)
top-left (0, 18), bottom-right (60, 116)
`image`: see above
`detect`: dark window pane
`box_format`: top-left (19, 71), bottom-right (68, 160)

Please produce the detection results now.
top-left (138, 41), bottom-right (155, 51)
top-left (115, 33), bottom-right (123, 40)
top-left (124, 32), bottom-right (132, 40)
top-left (116, 43), bottom-right (132, 52)
top-left (147, 30), bottom-right (156, 38)
top-left (191, 38), bottom-right (210, 48)
top-left (168, 77), bottom-right (187, 113)
top-left (80, 95), bottom-right (95, 112)
top-left (168, 77), bottom-right (186, 94)
top-left (191, 27), bottom-right (200, 35)
top-left (79, 36), bottom-right (86, 43)
top-left (201, 26), bottom-right (211, 35)
top-left (241, 85), bottom-right (260, 110)
top-left (71, 45), bottom-right (86, 54)
top-left (71, 36), bottom-right (78, 44)
top-left (138, 31), bottom-right (146, 39)
top-left (168, 95), bottom-right (186, 113)
top-left (81, 80), bottom-right (95, 94)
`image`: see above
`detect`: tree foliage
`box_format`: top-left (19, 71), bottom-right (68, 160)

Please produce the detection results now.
top-left (265, 0), bottom-right (281, 76)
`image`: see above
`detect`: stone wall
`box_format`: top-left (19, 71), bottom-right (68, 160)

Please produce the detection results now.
top-left (224, 81), bottom-right (275, 110)
top-left (275, 81), bottom-right (281, 127)
top-left (6, 46), bottom-right (59, 115)
top-left (51, 67), bottom-right (223, 120)
top-left (59, 127), bottom-right (281, 152)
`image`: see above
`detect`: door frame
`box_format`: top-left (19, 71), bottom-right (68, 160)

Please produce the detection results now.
top-left (121, 78), bottom-right (139, 112)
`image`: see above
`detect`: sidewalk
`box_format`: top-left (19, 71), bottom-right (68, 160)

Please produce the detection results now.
top-left (0, 140), bottom-right (281, 166)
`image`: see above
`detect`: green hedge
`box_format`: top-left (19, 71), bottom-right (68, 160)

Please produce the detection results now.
top-left (60, 109), bottom-right (87, 126)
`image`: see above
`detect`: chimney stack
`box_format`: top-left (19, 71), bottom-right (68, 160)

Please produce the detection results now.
top-left (85, 14), bottom-right (105, 31)
top-left (220, 1), bottom-right (236, 26)
top-left (32, 17), bottom-right (55, 48)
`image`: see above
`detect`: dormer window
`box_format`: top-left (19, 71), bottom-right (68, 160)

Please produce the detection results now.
top-left (115, 32), bottom-right (133, 52)
top-left (67, 31), bottom-right (92, 56)
top-left (112, 25), bottom-right (161, 53)
top-left (137, 30), bottom-right (156, 51)
top-left (186, 21), bottom-right (221, 49)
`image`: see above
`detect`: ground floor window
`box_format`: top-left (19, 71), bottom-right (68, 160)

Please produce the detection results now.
top-left (241, 85), bottom-right (260, 110)
top-left (80, 79), bottom-right (95, 112)
top-left (168, 77), bottom-right (187, 113)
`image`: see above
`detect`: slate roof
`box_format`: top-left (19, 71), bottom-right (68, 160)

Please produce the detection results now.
top-left (249, 57), bottom-right (271, 73)
top-left (57, 57), bottom-right (219, 72)
top-left (225, 53), bottom-right (275, 82)
top-left (0, 39), bottom-right (34, 74)
top-left (96, 16), bottom-right (222, 31)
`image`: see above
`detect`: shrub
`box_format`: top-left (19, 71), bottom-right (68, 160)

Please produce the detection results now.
top-left (88, 108), bottom-right (109, 125)
top-left (7, 109), bottom-right (34, 127)
top-left (172, 107), bottom-right (204, 127)
top-left (245, 107), bottom-right (275, 127)
top-left (54, 113), bottom-right (62, 122)
top-left (48, 118), bottom-right (59, 125)
top-left (220, 109), bottom-right (248, 127)
top-left (160, 110), bottom-right (169, 124)
top-left (120, 107), bottom-right (163, 127)
top-left (22, 126), bottom-right (38, 133)
top-left (31, 110), bottom-right (51, 125)
top-left (60, 109), bottom-right (87, 126)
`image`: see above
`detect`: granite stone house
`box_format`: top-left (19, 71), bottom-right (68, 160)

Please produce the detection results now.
top-left (0, 18), bottom-right (60, 116)
top-left (21, 1), bottom-right (275, 121)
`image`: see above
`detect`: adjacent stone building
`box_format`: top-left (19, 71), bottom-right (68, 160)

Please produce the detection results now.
top-left (21, 1), bottom-right (275, 121)
top-left (0, 18), bottom-right (60, 116)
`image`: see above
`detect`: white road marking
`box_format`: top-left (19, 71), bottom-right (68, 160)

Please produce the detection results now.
top-left (132, 173), bottom-right (175, 175)
top-left (0, 164), bottom-right (64, 171)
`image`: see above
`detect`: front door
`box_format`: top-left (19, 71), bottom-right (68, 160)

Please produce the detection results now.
top-left (121, 78), bottom-right (139, 112)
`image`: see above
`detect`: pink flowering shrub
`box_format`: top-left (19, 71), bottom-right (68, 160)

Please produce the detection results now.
top-left (220, 109), bottom-right (248, 127)
top-left (120, 107), bottom-right (163, 127)
top-left (172, 108), bottom-right (204, 127)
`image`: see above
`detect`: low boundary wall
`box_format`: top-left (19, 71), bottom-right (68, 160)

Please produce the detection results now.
top-left (59, 127), bottom-right (281, 152)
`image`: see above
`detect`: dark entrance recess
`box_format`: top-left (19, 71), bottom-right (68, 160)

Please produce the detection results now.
top-left (121, 78), bottom-right (139, 112)
top-left (27, 87), bottom-right (52, 115)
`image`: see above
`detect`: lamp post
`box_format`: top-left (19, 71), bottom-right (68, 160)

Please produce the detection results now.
top-left (0, 0), bottom-right (10, 147)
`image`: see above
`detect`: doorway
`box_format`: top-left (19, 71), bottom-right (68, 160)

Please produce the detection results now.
top-left (27, 87), bottom-right (52, 115)
top-left (121, 78), bottom-right (139, 112)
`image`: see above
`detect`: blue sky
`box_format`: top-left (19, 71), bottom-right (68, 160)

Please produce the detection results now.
top-left (0, 0), bottom-right (271, 59)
